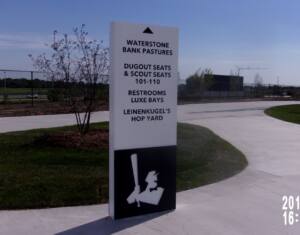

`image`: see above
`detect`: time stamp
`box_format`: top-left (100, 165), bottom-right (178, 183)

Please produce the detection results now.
top-left (282, 195), bottom-right (300, 226)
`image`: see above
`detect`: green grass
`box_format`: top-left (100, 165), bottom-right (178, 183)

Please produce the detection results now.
top-left (265, 104), bottom-right (300, 124)
top-left (176, 123), bottom-right (247, 190)
top-left (0, 122), bottom-right (247, 209)
top-left (0, 88), bottom-right (48, 95)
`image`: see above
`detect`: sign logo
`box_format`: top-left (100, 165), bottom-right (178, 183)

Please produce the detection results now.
top-left (127, 153), bottom-right (164, 207)
top-left (143, 27), bottom-right (153, 34)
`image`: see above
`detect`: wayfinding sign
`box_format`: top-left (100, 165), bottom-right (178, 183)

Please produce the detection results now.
top-left (109, 22), bottom-right (178, 219)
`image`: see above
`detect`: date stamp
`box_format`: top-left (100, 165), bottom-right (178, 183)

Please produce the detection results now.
top-left (282, 195), bottom-right (300, 226)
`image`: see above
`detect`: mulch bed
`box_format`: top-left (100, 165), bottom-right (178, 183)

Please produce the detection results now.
top-left (0, 101), bottom-right (108, 117)
top-left (37, 129), bottom-right (109, 150)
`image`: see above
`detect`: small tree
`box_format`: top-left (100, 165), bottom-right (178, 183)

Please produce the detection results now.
top-left (253, 73), bottom-right (264, 97)
top-left (254, 73), bottom-right (263, 87)
top-left (29, 25), bottom-right (109, 135)
top-left (186, 68), bottom-right (213, 94)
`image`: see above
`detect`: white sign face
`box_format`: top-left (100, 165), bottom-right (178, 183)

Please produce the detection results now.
top-left (109, 22), bottom-right (178, 219)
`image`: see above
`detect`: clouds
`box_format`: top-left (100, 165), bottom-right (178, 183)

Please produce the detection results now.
top-left (0, 33), bottom-right (51, 71)
top-left (0, 33), bottom-right (50, 50)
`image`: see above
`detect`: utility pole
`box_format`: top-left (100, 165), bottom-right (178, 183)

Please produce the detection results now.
top-left (31, 71), bottom-right (34, 107)
top-left (3, 72), bottom-right (6, 91)
top-left (3, 71), bottom-right (7, 103)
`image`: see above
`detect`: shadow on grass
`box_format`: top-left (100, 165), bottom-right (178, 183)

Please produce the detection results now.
top-left (56, 211), bottom-right (170, 235)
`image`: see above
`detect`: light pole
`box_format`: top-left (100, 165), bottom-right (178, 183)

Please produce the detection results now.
top-left (31, 71), bottom-right (34, 107)
top-left (3, 71), bottom-right (7, 103)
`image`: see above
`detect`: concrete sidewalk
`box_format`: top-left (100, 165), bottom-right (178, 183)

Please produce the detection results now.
top-left (1, 101), bottom-right (300, 234)
top-left (0, 100), bottom-right (297, 133)
top-left (0, 111), bottom-right (109, 133)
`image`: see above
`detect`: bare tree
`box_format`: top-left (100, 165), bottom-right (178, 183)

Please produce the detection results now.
top-left (29, 25), bottom-right (109, 135)
top-left (253, 73), bottom-right (264, 97)
top-left (186, 68), bottom-right (213, 94)
top-left (254, 73), bottom-right (263, 87)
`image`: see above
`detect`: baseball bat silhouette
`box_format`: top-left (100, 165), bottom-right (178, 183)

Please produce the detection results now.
top-left (128, 153), bottom-right (140, 207)
top-left (131, 154), bottom-right (138, 187)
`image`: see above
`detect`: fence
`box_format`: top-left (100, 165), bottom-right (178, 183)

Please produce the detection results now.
top-left (0, 68), bottom-right (110, 117)
top-left (0, 69), bottom-right (48, 106)
top-left (178, 82), bottom-right (300, 102)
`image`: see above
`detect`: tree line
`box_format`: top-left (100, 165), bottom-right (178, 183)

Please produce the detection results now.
top-left (0, 77), bottom-right (108, 90)
top-left (0, 77), bottom-right (65, 88)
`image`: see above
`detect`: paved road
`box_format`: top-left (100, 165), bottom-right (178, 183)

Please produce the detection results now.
top-left (1, 101), bottom-right (300, 234)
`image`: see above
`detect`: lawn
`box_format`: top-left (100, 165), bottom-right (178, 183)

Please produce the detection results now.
top-left (265, 104), bottom-right (300, 124)
top-left (0, 88), bottom-right (48, 103)
top-left (0, 88), bottom-right (48, 95)
top-left (0, 122), bottom-right (247, 209)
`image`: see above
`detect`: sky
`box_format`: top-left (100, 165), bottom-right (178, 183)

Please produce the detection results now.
top-left (1, 0), bottom-right (300, 85)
